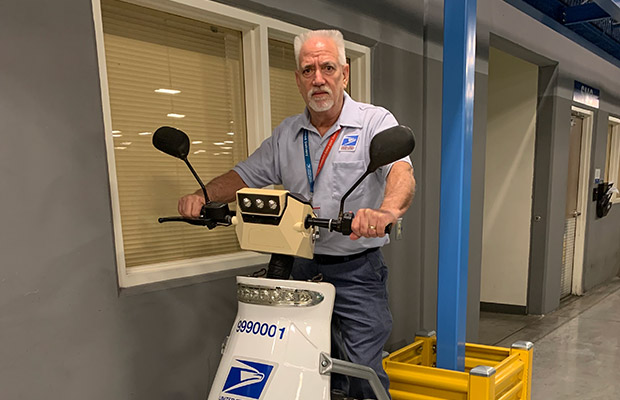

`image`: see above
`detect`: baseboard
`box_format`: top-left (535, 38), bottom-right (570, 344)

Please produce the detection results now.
top-left (480, 302), bottom-right (527, 315)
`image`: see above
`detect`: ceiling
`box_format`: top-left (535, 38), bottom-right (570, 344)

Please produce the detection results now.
top-left (505, 0), bottom-right (620, 67)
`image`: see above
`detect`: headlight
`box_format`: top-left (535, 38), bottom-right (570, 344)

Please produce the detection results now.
top-left (237, 283), bottom-right (324, 307)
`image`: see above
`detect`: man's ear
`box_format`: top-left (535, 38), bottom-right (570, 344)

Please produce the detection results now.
top-left (342, 63), bottom-right (350, 88)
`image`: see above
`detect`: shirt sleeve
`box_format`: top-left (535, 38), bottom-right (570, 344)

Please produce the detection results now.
top-left (371, 110), bottom-right (413, 180)
top-left (233, 133), bottom-right (282, 188)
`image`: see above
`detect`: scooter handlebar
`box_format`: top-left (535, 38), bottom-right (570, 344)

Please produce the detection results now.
top-left (158, 216), bottom-right (229, 229)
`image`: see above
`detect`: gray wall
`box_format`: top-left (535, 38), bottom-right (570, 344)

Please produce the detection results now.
top-left (582, 105), bottom-right (620, 291)
top-left (372, 43), bottom-right (426, 350)
top-left (2, 0), bottom-right (620, 398)
top-left (0, 1), bottom-right (238, 399)
top-left (528, 67), bottom-right (572, 314)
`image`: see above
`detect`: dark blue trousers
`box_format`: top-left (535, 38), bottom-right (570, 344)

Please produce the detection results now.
top-left (291, 248), bottom-right (392, 400)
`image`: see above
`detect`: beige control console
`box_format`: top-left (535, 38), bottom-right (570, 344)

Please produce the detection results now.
top-left (231, 188), bottom-right (317, 259)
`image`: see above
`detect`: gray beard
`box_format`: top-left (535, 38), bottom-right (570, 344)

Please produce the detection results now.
top-left (308, 97), bottom-right (334, 112)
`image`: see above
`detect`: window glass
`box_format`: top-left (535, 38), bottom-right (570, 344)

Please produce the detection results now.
top-left (102, 0), bottom-right (247, 267)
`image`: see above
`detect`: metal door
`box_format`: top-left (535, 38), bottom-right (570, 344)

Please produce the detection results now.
top-left (561, 115), bottom-right (583, 298)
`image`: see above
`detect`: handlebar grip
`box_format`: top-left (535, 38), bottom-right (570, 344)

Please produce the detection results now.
top-left (307, 216), bottom-right (393, 236)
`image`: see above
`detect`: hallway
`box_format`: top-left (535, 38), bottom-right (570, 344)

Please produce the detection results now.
top-left (479, 278), bottom-right (620, 399)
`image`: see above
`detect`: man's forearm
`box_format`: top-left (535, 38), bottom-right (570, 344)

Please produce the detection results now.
top-left (380, 162), bottom-right (416, 218)
top-left (194, 170), bottom-right (248, 203)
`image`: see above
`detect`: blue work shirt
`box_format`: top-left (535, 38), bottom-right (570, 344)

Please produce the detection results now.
top-left (233, 92), bottom-right (412, 255)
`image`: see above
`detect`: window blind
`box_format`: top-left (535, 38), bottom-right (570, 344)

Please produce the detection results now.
top-left (102, 0), bottom-right (247, 267)
top-left (268, 39), bottom-right (307, 129)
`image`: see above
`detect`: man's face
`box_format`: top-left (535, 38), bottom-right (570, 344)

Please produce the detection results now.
top-left (295, 37), bottom-right (349, 114)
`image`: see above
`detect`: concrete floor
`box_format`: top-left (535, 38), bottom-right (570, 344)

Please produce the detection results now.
top-left (478, 277), bottom-right (620, 399)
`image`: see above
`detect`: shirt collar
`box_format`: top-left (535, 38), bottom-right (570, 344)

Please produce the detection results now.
top-left (297, 92), bottom-right (363, 137)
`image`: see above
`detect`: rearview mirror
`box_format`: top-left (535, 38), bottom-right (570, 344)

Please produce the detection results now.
top-left (368, 125), bottom-right (416, 173)
top-left (338, 125), bottom-right (415, 217)
top-left (152, 125), bottom-right (210, 202)
top-left (153, 126), bottom-right (190, 160)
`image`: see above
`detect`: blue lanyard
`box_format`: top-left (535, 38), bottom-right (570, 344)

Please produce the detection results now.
top-left (303, 130), bottom-right (315, 195)
top-left (302, 129), bottom-right (341, 198)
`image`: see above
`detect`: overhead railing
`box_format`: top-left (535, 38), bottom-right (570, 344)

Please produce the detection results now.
top-left (563, 2), bottom-right (609, 25)
top-left (507, 0), bottom-right (620, 66)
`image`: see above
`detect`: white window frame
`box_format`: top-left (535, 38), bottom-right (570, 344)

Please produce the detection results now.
top-left (608, 116), bottom-right (620, 204)
top-left (91, 0), bottom-right (371, 288)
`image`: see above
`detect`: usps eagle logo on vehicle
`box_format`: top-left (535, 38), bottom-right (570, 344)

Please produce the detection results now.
top-left (339, 134), bottom-right (359, 152)
top-left (221, 359), bottom-right (276, 400)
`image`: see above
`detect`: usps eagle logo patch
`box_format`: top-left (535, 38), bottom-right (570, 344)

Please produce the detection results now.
top-left (339, 134), bottom-right (359, 152)
top-left (221, 359), bottom-right (276, 400)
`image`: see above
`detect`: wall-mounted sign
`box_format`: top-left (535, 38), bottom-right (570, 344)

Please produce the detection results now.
top-left (573, 81), bottom-right (600, 109)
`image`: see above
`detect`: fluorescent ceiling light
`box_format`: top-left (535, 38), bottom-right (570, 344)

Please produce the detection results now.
top-left (192, 141), bottom-right (203, 144)
top-left (167, 113), bottom-right (185, 118)
top-left (213, 153), bottom-right (221, 156)
top-left (193, 150), bottom-right (206, 154)
top-left (155, 88), bottom-right (181, 94)
top-left (121, 142), bottom-right (132, 146)
top-left (226, 132), bottom-right (235, 136)
top-left (224, 140), bottom-right (234, 144)
top-left (221, 152), bottom-right (231, 155)
top-left (112, 134), bottom-right (122, 138)
top-left (138, 132), bottom-right (152, 136)
top-left (112, 130), bottom-right (121, 134)
top-left (214, 142), bottom-right (225, 146)
top-left (221, 146), bottom-right (232, 150)
top-left (114, 146), bottom-right (127, 150)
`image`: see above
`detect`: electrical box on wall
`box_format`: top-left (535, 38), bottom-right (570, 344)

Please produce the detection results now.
top-left (592, 182), bottom-right (617, 218)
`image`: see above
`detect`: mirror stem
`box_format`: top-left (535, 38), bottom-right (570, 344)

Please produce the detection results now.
top-left (183, 158), bottom-right (210, 203)
top-left (338, 171), bottom-right (370, 218)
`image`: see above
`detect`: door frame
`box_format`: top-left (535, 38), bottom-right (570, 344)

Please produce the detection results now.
top-left (570, 105), bottom-right (594, 296)
top-left (608, 116), bottom-right (620, 204)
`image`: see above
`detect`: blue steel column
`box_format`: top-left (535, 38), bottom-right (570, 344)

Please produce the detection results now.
top-left (436, 0), bottom-right (477, 371)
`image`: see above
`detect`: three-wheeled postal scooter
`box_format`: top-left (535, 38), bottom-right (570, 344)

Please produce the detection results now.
top-left (153, 125), bottom-right (415, 400)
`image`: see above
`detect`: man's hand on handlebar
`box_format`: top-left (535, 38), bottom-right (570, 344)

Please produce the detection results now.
top-left (350, 208), bottom-right (398, 240)
top-left (178, 192), bottom-right (206, 218)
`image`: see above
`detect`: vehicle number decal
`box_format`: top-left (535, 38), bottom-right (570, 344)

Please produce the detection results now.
top-left (236, 319), bottom-right (285, 340)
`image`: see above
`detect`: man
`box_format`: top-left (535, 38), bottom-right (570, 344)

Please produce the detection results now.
top-left (179, 29), bottom-right (415, 400)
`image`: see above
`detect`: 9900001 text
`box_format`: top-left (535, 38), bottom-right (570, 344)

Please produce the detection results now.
top-left (235, 320), bottom-right (286, 340)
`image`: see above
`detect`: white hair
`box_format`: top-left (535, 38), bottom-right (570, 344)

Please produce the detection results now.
top-left (293, 30), bottom-right (346, 69)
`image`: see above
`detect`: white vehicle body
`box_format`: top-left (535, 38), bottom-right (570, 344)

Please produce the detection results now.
top-left (208, 276), bottom-right (335, 400)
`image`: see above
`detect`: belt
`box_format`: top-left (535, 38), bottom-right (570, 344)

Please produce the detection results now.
top-left (313, 247), bottom-right (380, 265)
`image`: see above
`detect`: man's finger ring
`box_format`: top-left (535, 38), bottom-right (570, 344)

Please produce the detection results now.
top-left (369, 225), bottom-right (376, 230)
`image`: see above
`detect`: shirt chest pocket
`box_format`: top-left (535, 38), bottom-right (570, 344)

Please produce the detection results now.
top-left (331, 160), bottom-right (367, 201)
